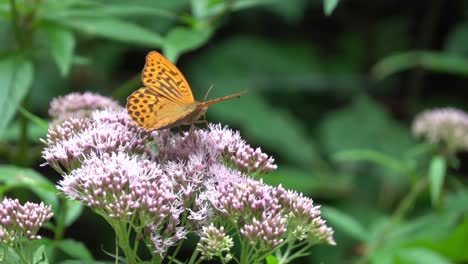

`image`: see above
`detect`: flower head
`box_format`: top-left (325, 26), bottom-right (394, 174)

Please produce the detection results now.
top-left (202, 167), bottom-right (335, 250)
top-left (412, 107), bottom-right (468, 152)
top-left (196, 223), bottom-right (233, 261)
top-left (153, 124), bottom-right (277, 173)
top-left (284, 191), bottom-right (336, 245)
top-left (42, 108), bottom-right (151, 172)
top-left (58, 152), bottom-right (173, 220)
top-left (49, 92), bottom-right (121, 125)
top-left (0, 198), bottom-right (53, 244)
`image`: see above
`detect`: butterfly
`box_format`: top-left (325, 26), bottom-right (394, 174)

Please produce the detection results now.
top-left (126, 51), bottom-right (247, 131)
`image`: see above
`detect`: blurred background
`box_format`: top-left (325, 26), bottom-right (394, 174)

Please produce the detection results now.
top-left (1, 0), bottom-right (468, 263)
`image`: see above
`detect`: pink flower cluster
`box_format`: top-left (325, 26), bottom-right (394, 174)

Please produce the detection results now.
top-left (42, 109), bottom-right (151, 172)
top-left (0, 198), bottom-right (53, 244)
top-left (153, 124), bottom-right (277, 174)
top-left (49, 92), bottom-right (121, 125)
top-left (42, 92), bottom-right (334, 259)
top-left (412, 107), bottom-right (468, 152)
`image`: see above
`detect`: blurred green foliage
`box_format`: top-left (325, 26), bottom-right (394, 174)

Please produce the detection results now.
top-left (1, 0), bottom-right (468, 263)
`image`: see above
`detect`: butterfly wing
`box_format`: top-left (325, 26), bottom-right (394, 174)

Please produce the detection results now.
top-left (127, 87), bottom-right (198, 130)
top-left (141, 51), bottom-right (195, 104)
top-left (201, 90), bottom-right (248, 106)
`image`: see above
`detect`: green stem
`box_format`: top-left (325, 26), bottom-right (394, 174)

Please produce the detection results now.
top-left (239, 240), bottom-right (249, 264)
top-left (169, 238), bottom-right (185, 264)
top-left (17, 95), bottom-right (30, 165)
top-left (49, 196), bottom-right (68, 262)
top-left (114, 221), bottom-right (138, 264)
top-left (9, 0), bottom-right (23, 49)
top-left (357, 176), bottom-right (428, 264)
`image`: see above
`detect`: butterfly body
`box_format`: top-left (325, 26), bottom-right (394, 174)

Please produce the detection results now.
top-left (126, 51), bottom-right (246, 131)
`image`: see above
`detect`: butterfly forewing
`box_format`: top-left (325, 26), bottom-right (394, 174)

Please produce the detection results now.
top-left (126, 87), bottom-right (197, 130)
top-left (142, 51), bottom-right (194, 104)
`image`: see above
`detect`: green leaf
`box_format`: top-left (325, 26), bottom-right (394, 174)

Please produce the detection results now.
top-left (49, 4), bottom-right (175, 20)
top-left (265, 167), bottom-right (351, 198)
top-left (333, 149), bottom-right (409, 175)
top-left (265, 254), bottom-right (279, 264)
top-left (191, 0), bottom-right (287, 20)
top-left (372, 51), bottom-right (468, 80)
top-left (319, 95), bottom-right (415, 158)
top-left (428, 156), bottom-right (446, 207)
top-left (430, 217), bottom-right (468, 261)
top-left (2, 118), bottom-right (48, 143)
top-left (0, 55), bottom-right (33, 138)
top-left (41, 23), bottom-right (76, 76)
top-left (445, 22), bottom-right (468, 55)
top-left (55, 18), bottom-right (163, 47)
top-left (57, 239), bottom-right (94, 261)
top-left (162, 27), bottom-right (212, 63)
top-left (323, 0), bottom-right (340, 16)
top-left (321, 206), bottom-right (369, 241)
top-left (212, 92), bottom-right (320, 167)
top-left (64, 199), bottom-right (84, 227)
top-left (0, 165), bottom-right (58, 210)
top-left (387, 212), bottom-right (457, 244)
top-left (33, 245), bottom-right (48, 264)
top-left (395, 248), bottom-right (451, 264)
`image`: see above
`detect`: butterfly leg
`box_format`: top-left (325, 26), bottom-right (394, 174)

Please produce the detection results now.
top-left (194, 119), bottom-right (209, 129)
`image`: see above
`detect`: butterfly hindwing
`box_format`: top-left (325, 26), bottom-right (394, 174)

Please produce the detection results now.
top-left (126, 87), bottom-right (198, 130)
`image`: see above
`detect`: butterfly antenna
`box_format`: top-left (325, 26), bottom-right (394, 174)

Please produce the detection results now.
top-left (204, 84), bottom-right (214, 101)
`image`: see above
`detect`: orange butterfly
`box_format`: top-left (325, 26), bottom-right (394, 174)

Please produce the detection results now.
top-left (126, 51), bottom-right (247, 131)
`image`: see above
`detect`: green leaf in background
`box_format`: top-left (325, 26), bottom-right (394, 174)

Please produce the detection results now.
top-left (372, 51), bottom-right (468, 80)
top-left (47, 4), bottom-right (176, 20)
top-left (186, 35), bottom-right (363, 93)
top-left (445, 22), bottom-right (468, 55)
top-left (321, 206), bottom-right (369, 241)
top-left (319, 95), bottom-right (414, 158)
top-left (41, 23), bottom-right (76, 76)
top-left (323, 0), bottom-right (340, 16)
top-left (0, 165), bottom-right (58, 211)
top-left (3, 119), bottom-right (48, 143)
top-left (395, 248), bottom-right (451, 264)
top-left (213, 92), bottom-right (320, 167)
top-left (265, 167), bottom-right (351, 198)
top-left (191, 0), bottom-right (275, 20)
top-left (0, 55), bottom-right (33, 138)
top-left (55, 18), bottom-right (163, 47)
top-left (383, 215), bottom-right (468, 262)
top-left (428, 217), bottom-right (468, 261)
top-left (265, 254), bottom-right (279, 264)
top-left (57, 239), bottom-right (94, 261)
top-left (333, 149), bottom-right (409, 175)
top-left (33, 245), bottom-right (49, 264)
top-left (428, 155), bottom-right (446, 207)
top-left (385, 211), bottom-right (457, 245)
top-left (64, 199), bottom-right (84, 227)
top-left (162, 27), bottom-right (212, 63)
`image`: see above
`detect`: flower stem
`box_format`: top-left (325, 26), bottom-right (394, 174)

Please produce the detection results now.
top-left (114, 221), bottom-right (138, 264)
top-left (357, 176), bottom-right (428, 264)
